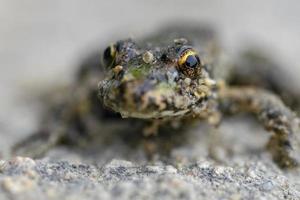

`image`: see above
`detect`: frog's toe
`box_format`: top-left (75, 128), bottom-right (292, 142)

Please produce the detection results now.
top-left (273, 155), bottom-right (299, 169)
top-left (266, 135), bottom-right (300, 169)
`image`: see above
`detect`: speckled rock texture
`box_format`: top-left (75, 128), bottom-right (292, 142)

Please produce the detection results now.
top-left (1, 117), bottom-right (300, 200)
top-left (0, 156), bottom-right (300, 200)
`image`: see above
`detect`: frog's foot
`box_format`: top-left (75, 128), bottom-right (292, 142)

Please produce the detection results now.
top-left (266, 135), bottom-right (299, 168)
top-left (12, 129), bottom-right (63, 158)
top-left (142, 136), bottom-right (159, 160)
top-left (142, 132), bottom-right (177, 160)
top-left (219, 86), bottom-right (300, 169)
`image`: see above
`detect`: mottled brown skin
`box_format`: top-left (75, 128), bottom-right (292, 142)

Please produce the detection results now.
top-left (13, 24), bottom-right (300, 169)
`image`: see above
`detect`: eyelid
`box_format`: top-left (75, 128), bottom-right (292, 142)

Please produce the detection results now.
top-left (178, 50), bottom-right (198, 66)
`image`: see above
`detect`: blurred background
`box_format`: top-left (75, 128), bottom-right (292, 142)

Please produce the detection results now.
top-left (0, 0), bottom-right (299, 157)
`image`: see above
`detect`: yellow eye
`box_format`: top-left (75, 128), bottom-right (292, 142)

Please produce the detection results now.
top-left (178, 49), bottom-right (202, 78)
top-left (103, 44), bottom-right (116, 68)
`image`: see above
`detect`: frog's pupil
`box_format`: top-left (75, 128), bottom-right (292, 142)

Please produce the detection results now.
top-left (104, 47), bottom-right (111, 60)
top-left (185, 55), bottom-right (199, 68)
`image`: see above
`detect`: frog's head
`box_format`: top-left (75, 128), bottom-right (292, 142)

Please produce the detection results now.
top-left (98, 38), bottom-right (217, 119)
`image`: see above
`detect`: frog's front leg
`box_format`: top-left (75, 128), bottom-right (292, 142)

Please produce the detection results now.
top-left (219, 86), bottom-right (300, 168)
top-left (12, 128), bottom-right (64, 158)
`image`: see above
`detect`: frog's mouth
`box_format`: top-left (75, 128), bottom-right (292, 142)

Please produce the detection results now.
top-left (119, 108), bottom-right (190, 119)
top-left (98, 78), bottom-right (192, 119)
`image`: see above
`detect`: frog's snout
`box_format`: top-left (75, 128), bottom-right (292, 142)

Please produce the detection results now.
top-left (99, 76), bottom-right (181, 119)
top-left (117, 79), bottom-right (158, 110)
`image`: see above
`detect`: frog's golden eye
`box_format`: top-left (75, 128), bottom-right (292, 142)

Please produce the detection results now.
top-left (178, 49), bottom-right (202, 78)
top-left (103, 44), bottom-right (116, 68)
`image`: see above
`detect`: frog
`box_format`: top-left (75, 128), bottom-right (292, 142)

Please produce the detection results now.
top-left (13, 24), bottom-right (300, 169)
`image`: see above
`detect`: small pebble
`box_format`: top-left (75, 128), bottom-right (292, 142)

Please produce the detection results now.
top-left (260, 181), bottom-right (274, 191)
top-left (10, 157), bottom-right (36, 167)
top-left (214, 166), bottom-right (226, 175)
top-left (184, 78), bottom-right (191, 86)
top-left (247, 169), bottom-right (258, 179)
top-left (145, 166), bottom-right (163, 173)
top-left (142, 51), bottom-right (154, 64)
top-left (197, 161), bottom-right (211, 169)
top-left (165, 165), bottom-right (178, 174)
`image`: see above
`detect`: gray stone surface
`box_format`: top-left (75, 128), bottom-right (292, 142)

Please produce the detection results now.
top-left (1, 157), bottom-right (300, 200)
top-left (0, 117), bottom-right (300, 200)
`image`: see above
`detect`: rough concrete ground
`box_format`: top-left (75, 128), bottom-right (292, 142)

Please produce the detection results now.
top-left (1, 117), bottom-right (300, 200)
top-left (0, 156), bottom-right (300, 200)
